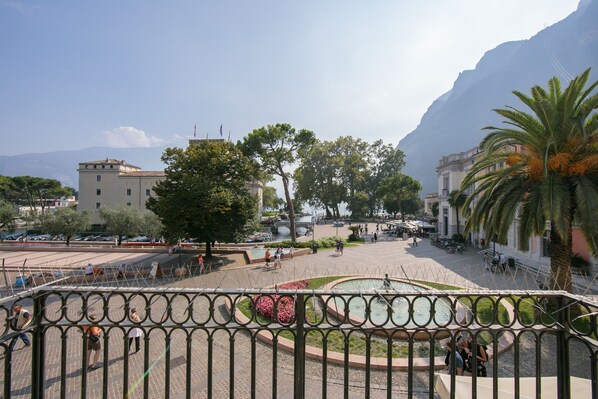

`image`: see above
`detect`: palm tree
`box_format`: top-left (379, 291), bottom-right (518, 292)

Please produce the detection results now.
top-left (461, 69), bottom-right (598, 292)
top-left (448, 190), bottom-right (467, 237)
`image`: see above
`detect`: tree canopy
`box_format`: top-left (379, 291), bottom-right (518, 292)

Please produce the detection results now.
top-left (148, 140), bottom-right (259, 256)
top-left (42, 207), bottom-right (90, 246)
top-left (240, 123), bottom-right (315, 242)
top-left (99, 206), bottom-right (145, 246)
top-left (462, 69), bottom-right (598, 292)
top-left (376, 174), bottom-right (422, 221)
top-left (0, 175), bottom-right (74, 213)
top-left (295, 137), bottom-right (405, 218)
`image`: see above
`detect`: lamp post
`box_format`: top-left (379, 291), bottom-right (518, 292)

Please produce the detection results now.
top-left (311, 213), bottom-right (315, 242)
top-left (492, 234), bottom-right (497, 256)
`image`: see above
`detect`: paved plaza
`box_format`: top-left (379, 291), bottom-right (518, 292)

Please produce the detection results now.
top-left (1, 222), bottom-right (596, 398)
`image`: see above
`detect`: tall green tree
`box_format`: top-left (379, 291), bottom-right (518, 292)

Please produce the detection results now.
top-left (10, 176), bottom-right (73, 213)
top-left (447, 190), bottom-right (468, 236)
top-left (462, 69), bottom-right (598, 292)
top-left (364, 140), bottom-right (406, 216)
top-left (42, 207), bottom-right (90, 246)
top-left (100, 206), bottom-right (144, 246)
top-left (148, 141), bottom-right (258, 257)
top-left (0, 200), bottom-right (17, 231)
top-left (376, 174), bottom-right (422, 221)
top-left (240, 123), bottom-right (315, 242)
top-left (262, 186), bottom-right (283, 211)
top-left (295, 140), bottom-right (344, 218)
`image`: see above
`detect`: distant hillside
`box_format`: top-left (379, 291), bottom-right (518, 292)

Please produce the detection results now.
top-left (399, 0), bottom-right (598, 195)
top-left (0, 146), bottom-right (169, 189)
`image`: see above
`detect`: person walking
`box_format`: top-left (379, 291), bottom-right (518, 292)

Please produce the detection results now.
top-left (339, 241), bottom-right (344, 255)
top-left (413, 236), bottom-right (418, 247)
top-left (83, 315), bottom-right (102, 370)
top-left (265, 248), bottom-right (271, 268)
top-left (9, 305), bottom-right (32, 351)
top-left (373, 232), bottom-right (378, 243)
top-left (128, 308), bottom-right (142, 354)
top-left (274, 248), bottom-right (282, 269)
top-left (483, 252), bottom-right (490, 270)
top-left (198, 254), bottom-right (205, 274)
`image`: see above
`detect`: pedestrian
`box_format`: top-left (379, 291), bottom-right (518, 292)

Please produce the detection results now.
top-left (265, 248), bottom-right (271, 268)
top-left (289, 246), bottom-right (294, 259)
top-left (118, 263), bottom-right (126, 279)
top-left (444, 341), bottom-right (463, 376)
top-left (198, 254), bottom-right (205, 273)
top-left (83, 315), bottom-right (102, 370)
top-left (274, 248), bottom-right (282, 269)
top-left (335, 240), bottom-right (341, 254)
top-left (374, 232), bottom-right (378, 243)
top-left (9, 305), bottom-right (32, 351)
top-left (128, 308), bottom-right (142, 354)
top-left (413, 236), bottom-right (418, 247)
top-left (85, 263), bottom-right (94, 275)
top-left (339, 241), bottom-right (344, 255)
top-left (483, 252), bottom-right (490, 270)
top-left (365, 225), bottom-right (368, 234)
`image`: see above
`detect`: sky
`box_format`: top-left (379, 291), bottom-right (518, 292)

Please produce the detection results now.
top-left (0, 0), bottom-right (580, 156)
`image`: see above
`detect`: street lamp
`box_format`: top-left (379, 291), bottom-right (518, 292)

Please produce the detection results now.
top-left (492, 233), bottom-right (497, 256)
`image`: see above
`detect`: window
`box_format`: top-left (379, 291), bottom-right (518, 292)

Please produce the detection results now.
top-left (127, 202), bottom-right (131, 206)
top-left (146, 189), bottom-right (151, 196)
top-left (96, 189), bottom-right (101, 195)
top-left (127, 189), bottom-right (131, 196)
top-left (96, 175), bottom-right (101, 182)
top-left (96, 203), bottom-right (101, 209)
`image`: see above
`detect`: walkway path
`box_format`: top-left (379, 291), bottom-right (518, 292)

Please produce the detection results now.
top-left (2, 225), bottom-right (596, 398)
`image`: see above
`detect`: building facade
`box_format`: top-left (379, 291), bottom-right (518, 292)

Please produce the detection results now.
top-left (77, 159), bottom-right (165, 224)
top-left (436, 146), bottom-right (480, 240)
top-left (78, 141), bottom-right (264, 225)
top-left (437, 146), bottom-right (596, 271)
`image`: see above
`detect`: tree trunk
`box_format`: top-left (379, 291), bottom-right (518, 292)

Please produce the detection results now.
top-left (549, 224), bottom-right (573, 293)
top-left (325, 206), bottom-right (332, 218)
top-left (281, 174), bottom-right (296, 242)
top-left (66, 235), bottom-right (71, 246)
top-left (205, 240), bottom-right (212, 257)
top-left (455, 206), bottom-right (461, 236)
top-left (117, 235), bottom-right (122, 246)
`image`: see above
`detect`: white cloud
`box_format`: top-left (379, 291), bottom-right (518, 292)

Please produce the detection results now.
top-left (100, 126), bottom-right (164, 148)
top-left (1, 1), bottom-right (42, 15)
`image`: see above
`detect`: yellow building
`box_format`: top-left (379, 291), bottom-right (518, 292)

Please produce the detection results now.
top-left (77, 159), bottom-right (165, 224)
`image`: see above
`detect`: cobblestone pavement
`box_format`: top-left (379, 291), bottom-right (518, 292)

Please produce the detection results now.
top-left (2, 224), bottom-right (595, 398)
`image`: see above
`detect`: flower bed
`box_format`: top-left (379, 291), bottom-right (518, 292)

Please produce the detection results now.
top-left (252, 280), bottom-right (309, 323)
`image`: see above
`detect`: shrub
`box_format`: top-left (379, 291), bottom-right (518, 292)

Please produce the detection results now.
top-left (265, 237), bottom-right (345, 249)
top-left (347, 233), bottom-right (361, 242)
top-left (252, 280), bottom-right (309, 323)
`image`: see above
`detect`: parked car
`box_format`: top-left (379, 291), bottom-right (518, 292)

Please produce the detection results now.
top-left (333, 221), bottom-right (345, 227)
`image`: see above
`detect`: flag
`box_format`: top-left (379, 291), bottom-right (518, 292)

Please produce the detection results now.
top-left (193, 125), bottom-right (196, 138)
top-left (220, 124), bottom-right (223, 137)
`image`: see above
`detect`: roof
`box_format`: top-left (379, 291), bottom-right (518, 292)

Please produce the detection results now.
top-left (79, 159), bottom-right (141, 169)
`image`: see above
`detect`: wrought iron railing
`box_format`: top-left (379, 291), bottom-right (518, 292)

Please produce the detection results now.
top-left (1, 286), bottom-right (597, 398)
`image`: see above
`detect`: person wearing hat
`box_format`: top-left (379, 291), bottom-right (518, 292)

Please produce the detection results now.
top-left (9, 305), bottom-right (32, 351)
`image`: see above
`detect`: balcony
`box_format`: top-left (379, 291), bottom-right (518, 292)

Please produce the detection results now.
top-left (1, 286), bottom-right (597, 398)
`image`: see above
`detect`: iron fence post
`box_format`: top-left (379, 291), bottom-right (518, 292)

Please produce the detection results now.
top-left (294, 293), bottom-right (305, 399)
top-left (32, 290), bottom-right (45, 399)
top-left (556, 297), bottom-right (570, 399)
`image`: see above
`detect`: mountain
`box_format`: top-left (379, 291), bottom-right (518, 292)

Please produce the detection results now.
top-left (398, 0), bottom-right (598, 195)
top-left (0, 146), bottom-right (169, 190)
